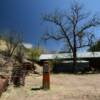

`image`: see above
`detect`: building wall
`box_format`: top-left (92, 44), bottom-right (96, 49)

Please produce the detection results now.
top-left (89, 59), bottom-right (100, 71)
top-left (52, 62), bottom-right (90, 73)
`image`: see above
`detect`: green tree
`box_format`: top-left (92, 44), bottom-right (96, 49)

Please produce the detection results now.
top-left (27, 46), bottom-right (48, 61)
top-left (88, 40), bottom-right (100, 51)
top-left (27, 47), bottom-right (42, 61)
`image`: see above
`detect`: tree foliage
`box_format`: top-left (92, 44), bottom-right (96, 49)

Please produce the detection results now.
top-left (88, 40), bottom-right (100, 51)
top-left (26, 47), bottom-right (42, 61)
top-left (26, 46), bottom-right (48, 61)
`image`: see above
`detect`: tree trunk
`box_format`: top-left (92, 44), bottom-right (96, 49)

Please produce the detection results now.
top-left (73, 48), bottom-right (77, 73)
top-left (73, 28), bottom-right (77, 73)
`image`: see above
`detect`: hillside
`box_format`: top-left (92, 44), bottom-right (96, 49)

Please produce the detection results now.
top-left (0, 39), bottom-right (7, 51)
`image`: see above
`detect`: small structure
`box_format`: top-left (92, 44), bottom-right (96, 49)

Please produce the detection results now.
top-left (39, 52), bottom-right (100, 72)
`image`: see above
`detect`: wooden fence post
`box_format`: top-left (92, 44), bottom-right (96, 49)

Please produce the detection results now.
top-left (42, 61), bottom-right (50, 90)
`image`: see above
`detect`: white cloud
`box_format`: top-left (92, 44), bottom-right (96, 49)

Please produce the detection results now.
top-left (23, 43), bottom-right (33, 49)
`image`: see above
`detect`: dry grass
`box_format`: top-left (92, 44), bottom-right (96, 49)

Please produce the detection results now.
top-left (1, 73), bottom-right (100, 100)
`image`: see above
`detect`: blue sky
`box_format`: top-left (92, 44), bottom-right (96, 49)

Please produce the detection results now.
top-left (0, 0), bottom-right (100, 51)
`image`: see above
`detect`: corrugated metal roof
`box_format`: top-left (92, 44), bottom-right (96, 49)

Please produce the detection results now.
top-left (39, 52), bottom-right (100, 60)
top-left (62, 60), bottom-right (89, 63)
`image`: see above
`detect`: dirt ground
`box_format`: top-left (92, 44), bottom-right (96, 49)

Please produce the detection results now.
top-left (1, 73), bottom-right (100, 100)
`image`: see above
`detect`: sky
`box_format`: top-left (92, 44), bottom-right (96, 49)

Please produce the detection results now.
top-left (0, 0), bottom-right (100, 51)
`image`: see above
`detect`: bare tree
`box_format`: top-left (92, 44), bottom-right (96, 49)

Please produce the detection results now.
top-left (42, 2), bottom-right (100, 70)
top-left (3, 31), bottom-right (23, 57)
top-left (15, 44), bottom-right (25, 63)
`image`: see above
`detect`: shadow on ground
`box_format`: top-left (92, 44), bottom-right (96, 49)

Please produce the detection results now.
top-left (31, 87), bottom-right (43, 91)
